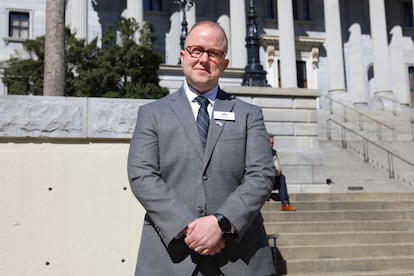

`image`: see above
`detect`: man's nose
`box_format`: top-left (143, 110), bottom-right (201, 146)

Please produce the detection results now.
top-left (199, 51), bottom-right (210, 62)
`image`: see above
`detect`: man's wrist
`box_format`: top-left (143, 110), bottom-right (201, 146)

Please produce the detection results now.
top-left (213, 213), bottom-right (232, 233)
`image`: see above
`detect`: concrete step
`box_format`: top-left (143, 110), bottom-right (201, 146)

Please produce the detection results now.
top-left (318, 141), bottom-right (414, 192)
top-left (283, 256), bottom-right (414, 274)
top-left (342, 140), bottom-right (414, 188)
top-left (263, 200), bottom-right (414, 211)
top-left (262, 209), bottom-right (413, 222)
top-left (288, 192), bottom-right (414, 201)
top-left (263, 193), bottom-right (414, 275)
top-left (265, 219), bottom-right (413, 233)
top-left (288, 271), bottom-right (414, 276)
top-left (278, 243), bottom-right (414, 259)
top-left (274, 231), bottom-right (414, 246)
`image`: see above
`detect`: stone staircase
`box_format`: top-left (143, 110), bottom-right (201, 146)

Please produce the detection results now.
top-left (263, 193), bottom-right (414, 275)
top-left (318, 96), bottom-right (414, 142)
top-left (318, 100), bottom-right (414, 191)
top-left (262, 99), bottom-right (414, 275)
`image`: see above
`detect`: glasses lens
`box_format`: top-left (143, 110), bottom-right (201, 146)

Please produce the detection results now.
top-left (188, 46), bottom-right (204, 58)
top-left (207, 49), bottom-right (224, 59)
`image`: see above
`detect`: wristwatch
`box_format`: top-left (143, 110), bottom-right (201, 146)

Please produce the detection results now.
top-left (213, 213), bottom-right (231, 233)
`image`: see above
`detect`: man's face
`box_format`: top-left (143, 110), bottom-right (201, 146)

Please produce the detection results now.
top-left (180, 25), bottom-right (229, 94)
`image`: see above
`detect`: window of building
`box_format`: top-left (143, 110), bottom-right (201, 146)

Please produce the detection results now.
top-left (296, 60), bottom-right (307, 88)
top-left (144, 0), bottom-right (163, 11)
top-left (293, 0), bottom-right (310, 21)
top-left (265, 0), bottom-right (277, 19)
top-left (403, 1), bottom-right (413, 27)
top-left (409, 66), bottom-right (414, 107)
top-left (266, 0), bottom-right (310, 21)
top-left (8, 11), bottom-right (30, 39)
top-left (367, 64), bottom-right (374, 81)
top-left (277, 60), bottom-right (308, 88)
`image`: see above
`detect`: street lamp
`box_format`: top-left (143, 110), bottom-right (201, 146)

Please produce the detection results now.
top-left (242, 0), bottom-right (268, 87)
top-left (175, 0), bottom-right (195, 50)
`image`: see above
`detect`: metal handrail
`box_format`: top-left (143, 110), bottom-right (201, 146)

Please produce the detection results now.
top-left (321, 96), bottom-right (397, 141)
top-left (327, 118), bottom-right (414, 180)
top-left (377, 95), bottom-right (402, 116)
top-left (377, 95), bottom-right (414, 141)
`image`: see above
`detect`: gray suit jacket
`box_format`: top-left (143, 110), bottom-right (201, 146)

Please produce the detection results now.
top-left (128, 87), bottom-right (275, 275)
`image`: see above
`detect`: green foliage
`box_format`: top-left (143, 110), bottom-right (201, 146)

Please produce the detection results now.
top-left (2, 17), bottom-right (168, 99)
top-left (3, 37), bottom-right (45, 95)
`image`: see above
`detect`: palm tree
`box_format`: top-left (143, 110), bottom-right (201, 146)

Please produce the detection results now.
top-left (43, 0), bottom-right (65, 96)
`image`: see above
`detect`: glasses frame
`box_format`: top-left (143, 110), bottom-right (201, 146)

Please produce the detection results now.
top-left (185, 45), bottom-right (226, 61)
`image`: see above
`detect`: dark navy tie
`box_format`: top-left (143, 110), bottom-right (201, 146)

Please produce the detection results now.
top-left (195, 96), bottom-right (210, 150)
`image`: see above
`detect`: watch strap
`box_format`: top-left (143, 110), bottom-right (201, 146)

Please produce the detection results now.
top-left (213, 213), bottom-right (232, 233)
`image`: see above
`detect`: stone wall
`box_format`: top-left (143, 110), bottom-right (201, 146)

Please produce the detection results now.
top-left (0, 95), bottom-right (151, 139)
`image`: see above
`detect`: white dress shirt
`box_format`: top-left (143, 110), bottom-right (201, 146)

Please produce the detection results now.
top-left (183, 80), bottom-right (218, 120)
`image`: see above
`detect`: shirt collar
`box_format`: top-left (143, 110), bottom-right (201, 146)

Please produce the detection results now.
top-left (183, 80), bottom-right (218, 104)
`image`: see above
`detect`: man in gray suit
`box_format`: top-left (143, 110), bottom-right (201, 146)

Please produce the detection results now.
top-left (128, 21), bottom-right (276, 275)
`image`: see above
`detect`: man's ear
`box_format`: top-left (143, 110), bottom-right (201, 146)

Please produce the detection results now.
top-left (179, 50), bottom-right (185, 63)
top-left (223, 59), bottom-right (230, 70)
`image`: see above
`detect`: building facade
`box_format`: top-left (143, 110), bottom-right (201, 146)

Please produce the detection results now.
top-left (1, 0), bottom-right (414, 106)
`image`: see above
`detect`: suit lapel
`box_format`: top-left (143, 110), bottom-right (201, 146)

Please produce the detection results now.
top-left (168, 87), bottom-right (236, 167)
top-left (203, 89), bottom-right (235, 167)
top-left (168, 88), bottom-right (205, 161)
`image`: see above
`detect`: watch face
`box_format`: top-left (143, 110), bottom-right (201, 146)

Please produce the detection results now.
top-left (215, 213), bottom-right (231, 232)
top-left (221, 219), bottom-right (231, 232)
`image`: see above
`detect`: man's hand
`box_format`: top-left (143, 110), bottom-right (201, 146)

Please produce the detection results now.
top-left (184, 215), bottom-right (225, 255)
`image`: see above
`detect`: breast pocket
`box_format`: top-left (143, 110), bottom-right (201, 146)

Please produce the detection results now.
top-left (216, 129), bottom-right (246, 174)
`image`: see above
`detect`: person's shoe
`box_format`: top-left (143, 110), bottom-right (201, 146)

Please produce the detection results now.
top-left (281, 204), bottom-right (296, 211)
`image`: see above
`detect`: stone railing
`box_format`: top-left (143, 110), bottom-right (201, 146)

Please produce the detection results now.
top-left (0, 95), bottom-right (151, 139)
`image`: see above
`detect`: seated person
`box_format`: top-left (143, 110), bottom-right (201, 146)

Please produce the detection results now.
top-left (268, 133), bottom-right (296, 211)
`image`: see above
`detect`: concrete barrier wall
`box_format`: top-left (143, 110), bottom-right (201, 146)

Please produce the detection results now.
top-left (0, 142), bottom-right (144, 275)
top-left (0, 88), bottom-right (323, 275)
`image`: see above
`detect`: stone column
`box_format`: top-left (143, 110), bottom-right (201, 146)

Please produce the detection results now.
top-left (69, 0), bottom-right (88, 40)
top-left (0, 68), bottom-right (6, 95)
top-left (266, 46), bottom-right (277, 87)
top-left (345, 24), bottom-right (369, 105)
top-left (127, 0), bottom-right (143, 24)
top-left (323, 0), bottom-right (346, 94)
top-left (165, 12), bottom-right (181, 65)
top-left (390, 26), bottom-right (410, 105)
top-left (368, 0), bottom-right (392, 95)
top-left (277, 0), bottom-right (297, 88)
top-left (187, 2), bottom-right (196, 30)
top-left (229, 0), bottom-right (247, 68)
top-left (217, 14), bottom-right (231, 54)
top-left (127, 0), bottom-right (143, 42)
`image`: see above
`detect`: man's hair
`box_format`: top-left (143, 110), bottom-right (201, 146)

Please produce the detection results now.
top-left (185, 21), bottom-right (228, 54)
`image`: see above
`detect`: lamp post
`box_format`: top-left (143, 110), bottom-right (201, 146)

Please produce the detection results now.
top-left (242, 0), bottom-right (268, 87)
top-left (175, 0), bottom-right (194, 50)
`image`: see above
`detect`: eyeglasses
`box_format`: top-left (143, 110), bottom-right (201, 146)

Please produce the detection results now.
top-left (185, 45), bottom-right (226, 61)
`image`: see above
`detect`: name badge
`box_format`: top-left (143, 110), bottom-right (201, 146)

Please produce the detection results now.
top-left (214, 111), bottom-right (235, 121)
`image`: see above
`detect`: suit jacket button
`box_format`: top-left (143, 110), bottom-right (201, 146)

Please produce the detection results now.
top-left (196, 206), bottom-right (204, 213)
top-left (202, 176), bottom-right (208, 180)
